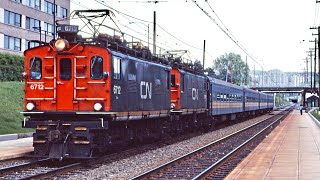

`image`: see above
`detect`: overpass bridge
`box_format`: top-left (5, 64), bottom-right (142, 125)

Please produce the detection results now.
top-left (251, 86), bottom-right (317, 93)
top-left (251, 86), bottom-right (319, 106)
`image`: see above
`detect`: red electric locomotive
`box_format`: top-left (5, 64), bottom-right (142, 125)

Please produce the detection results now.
top-left (21, 9), bottom-right (273, 159)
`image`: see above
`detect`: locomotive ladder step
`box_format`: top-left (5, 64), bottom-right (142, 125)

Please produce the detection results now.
top-left (75, 76), bottom-right (87, 79)
top-left (75, 87), bottom-right (87, 90)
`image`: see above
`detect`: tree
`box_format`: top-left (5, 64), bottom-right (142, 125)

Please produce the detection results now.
top-left (210, 53), bottom-right (249, 85)
top-left (205, 67), bottom-right (215, 77)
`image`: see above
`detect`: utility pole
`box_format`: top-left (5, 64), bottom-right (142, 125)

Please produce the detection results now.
top-left (304, 57), bottom-right (309, 84)
top-left (53, 0), bottom-right (56, 40)
top-left (315, 39), bottom-right (317, 92)
top-left (203, 40), bottom-right (206, 72)
top-left (153, 11), bottom-right (156, 54)
top-left (307, 49), bottom-right (315, 91)
top-left (254, 65), bottom-right (256, 88)
top-left (311, 25), bottom-right (320, 107)
top-left (230, 62), bottom-right (233, 83)
top-left (245, 56), bottom-right (248, 86)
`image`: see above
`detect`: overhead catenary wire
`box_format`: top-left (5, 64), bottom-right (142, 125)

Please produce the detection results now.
top-left (71, 0), bottom-right (217, 68)
top-left (70, 1), bottom-right (175, 51)
top-left (314, 2), bottom-right (320, 26)
top-left (192, 0), bottom-right (278, 86)
top-left (92, 0), bottom-right (214, 58)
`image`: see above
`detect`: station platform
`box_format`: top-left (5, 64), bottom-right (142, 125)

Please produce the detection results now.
top-left (225, 110), bottom-right (320, 179)
top-left (0, 137), bottom-right (33, 160)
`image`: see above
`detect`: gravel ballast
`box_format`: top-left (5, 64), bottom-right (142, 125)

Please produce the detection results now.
top-left (63, 112), bottom-right (281, 179)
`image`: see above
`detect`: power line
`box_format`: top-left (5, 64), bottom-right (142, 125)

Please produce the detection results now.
top-left (314, 2), bottom-right (320, 26)
top-left (92, 0), bottom-right (214, 57)
top-left (97, 0), bottom-right (167, 3)
top-left (70, 0), bottom-right (91, 10)
top-left (72, 0), bottom-right (214, 66)
top-left (192, 0), bottom-right (278, 86)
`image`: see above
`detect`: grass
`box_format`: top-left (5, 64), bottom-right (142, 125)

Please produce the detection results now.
top-left (312, 109), bottom-right (320, 121)
top-left (0, 81), bottom-right (32, 134)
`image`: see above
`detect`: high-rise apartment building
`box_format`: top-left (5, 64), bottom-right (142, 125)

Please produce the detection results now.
top-left (0, 0), bottom-right (70, 55)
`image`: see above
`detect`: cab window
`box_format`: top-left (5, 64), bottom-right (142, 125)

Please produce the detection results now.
top-left (113, 56), bottom-right (121, 80)
top-left (171, 74), bottom-right (176, 87)
top-left (60, 58), bottom-right (71, 80)
top-left (91, 56), bottom-right (103, 80)
top-left (30, 57), bottom-right (42, 80)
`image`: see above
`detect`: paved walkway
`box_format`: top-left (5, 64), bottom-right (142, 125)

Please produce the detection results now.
top-left (225, 110), bottom-right (320, 179)
top-left (0, 137), bottom-right (33, 160)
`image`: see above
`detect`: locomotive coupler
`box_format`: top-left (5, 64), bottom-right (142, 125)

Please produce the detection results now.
top-left (48, 130), bottom-right (71, 160)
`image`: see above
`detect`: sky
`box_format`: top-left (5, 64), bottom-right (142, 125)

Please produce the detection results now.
top-left (70, 0), bottom-right (319, 73)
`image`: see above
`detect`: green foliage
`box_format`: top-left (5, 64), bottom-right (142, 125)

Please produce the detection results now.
top-left (275, 93), bottom-right (289, 107)
top-left (0, 82), bottom-right (32, 134)
top-left (312, 110), bottom-right (320, 121)
top-left (193, 60), bottom-right (204, 73)
top-left (0, 53), bottom-right (24, 81)
top-left (209, 53), bottom-right (249, 85)
top-left (205, 67), bottom-right (215, 77)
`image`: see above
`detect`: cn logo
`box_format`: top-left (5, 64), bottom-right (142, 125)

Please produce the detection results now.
top-left (192, 88), bottom-right (199, 100)
top-left (140, 81), bottom-right (152, 99)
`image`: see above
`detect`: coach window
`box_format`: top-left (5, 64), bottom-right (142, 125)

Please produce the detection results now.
top-left (91, 56), bottom-right (103, 80)
top-left (60, 58), bottom-right (71, 80)
top-left (30, 57), bottom-right (42, 80)
top-left (113, 56), bottom-right (121, 80)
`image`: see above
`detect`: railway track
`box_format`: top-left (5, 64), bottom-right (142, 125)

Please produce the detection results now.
top-left (0, 157), bottom-right (36, 170)
top-left (0, 109), bottom-right (288, 179)
top-left (0, 158), bottom-right (82, 179)
top-left (131, 107), bottom-right (292, 179)
top-left (0, 130), bottom-right (207, 179)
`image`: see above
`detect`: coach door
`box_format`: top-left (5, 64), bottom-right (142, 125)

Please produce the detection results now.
top-left (56, 57), bottom-right (74, 110)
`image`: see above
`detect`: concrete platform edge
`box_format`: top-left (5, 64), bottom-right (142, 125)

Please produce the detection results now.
top-left (0, 132), bottom-right (33, 141)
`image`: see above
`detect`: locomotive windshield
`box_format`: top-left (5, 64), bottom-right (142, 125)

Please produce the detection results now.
top-left (90, 56), bottom-right (103, 80)
top-left (30, 57), bottom-right (42, 80)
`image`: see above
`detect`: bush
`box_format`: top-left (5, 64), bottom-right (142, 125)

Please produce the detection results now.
top-left (0, 53), bottom-right (24, 81)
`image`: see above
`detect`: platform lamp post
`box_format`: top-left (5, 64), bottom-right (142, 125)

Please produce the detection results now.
top-left (129, 22), bottom-right (149, 49)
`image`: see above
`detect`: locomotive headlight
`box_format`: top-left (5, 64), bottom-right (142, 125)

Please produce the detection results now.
top-left (94, 103), bottom-right (103, 111)
top-left (54, 39), bottom-right (69, 51)
top-left (26, 102), bottom-right (35, 111)
top-left (170, 103), bottom-right (176, 109)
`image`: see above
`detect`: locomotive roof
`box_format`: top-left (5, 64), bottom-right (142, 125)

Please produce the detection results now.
top-left (108, 49), bottom-right (172, 69)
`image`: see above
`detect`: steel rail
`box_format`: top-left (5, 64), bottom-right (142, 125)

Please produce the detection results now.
top-left (130, 107), bottom-right (292, 179)
top-left (193, 107), bottom-right (292, 179)
top-left (0, 158), bottom-right (50, 176)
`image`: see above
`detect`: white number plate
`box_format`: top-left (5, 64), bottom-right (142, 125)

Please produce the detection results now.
top-left (30, 84), bottom-right (44, 90)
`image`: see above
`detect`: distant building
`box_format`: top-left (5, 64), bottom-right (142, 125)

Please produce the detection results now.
top-left (250, 69), bottom-right (308, 88)
top-left (0, 0), bottom-right (70, 56)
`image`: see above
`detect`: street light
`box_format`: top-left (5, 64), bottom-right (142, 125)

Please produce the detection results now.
top-left (129, 22), bottom-right (149, 49)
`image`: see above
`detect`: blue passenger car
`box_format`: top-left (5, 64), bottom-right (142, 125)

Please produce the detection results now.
top-left (244, 88), bottom-right (260, 112)
top-left (207, 77), bottom-right (244, 116)
top-left (267, 93), bottom-right (274, 109)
